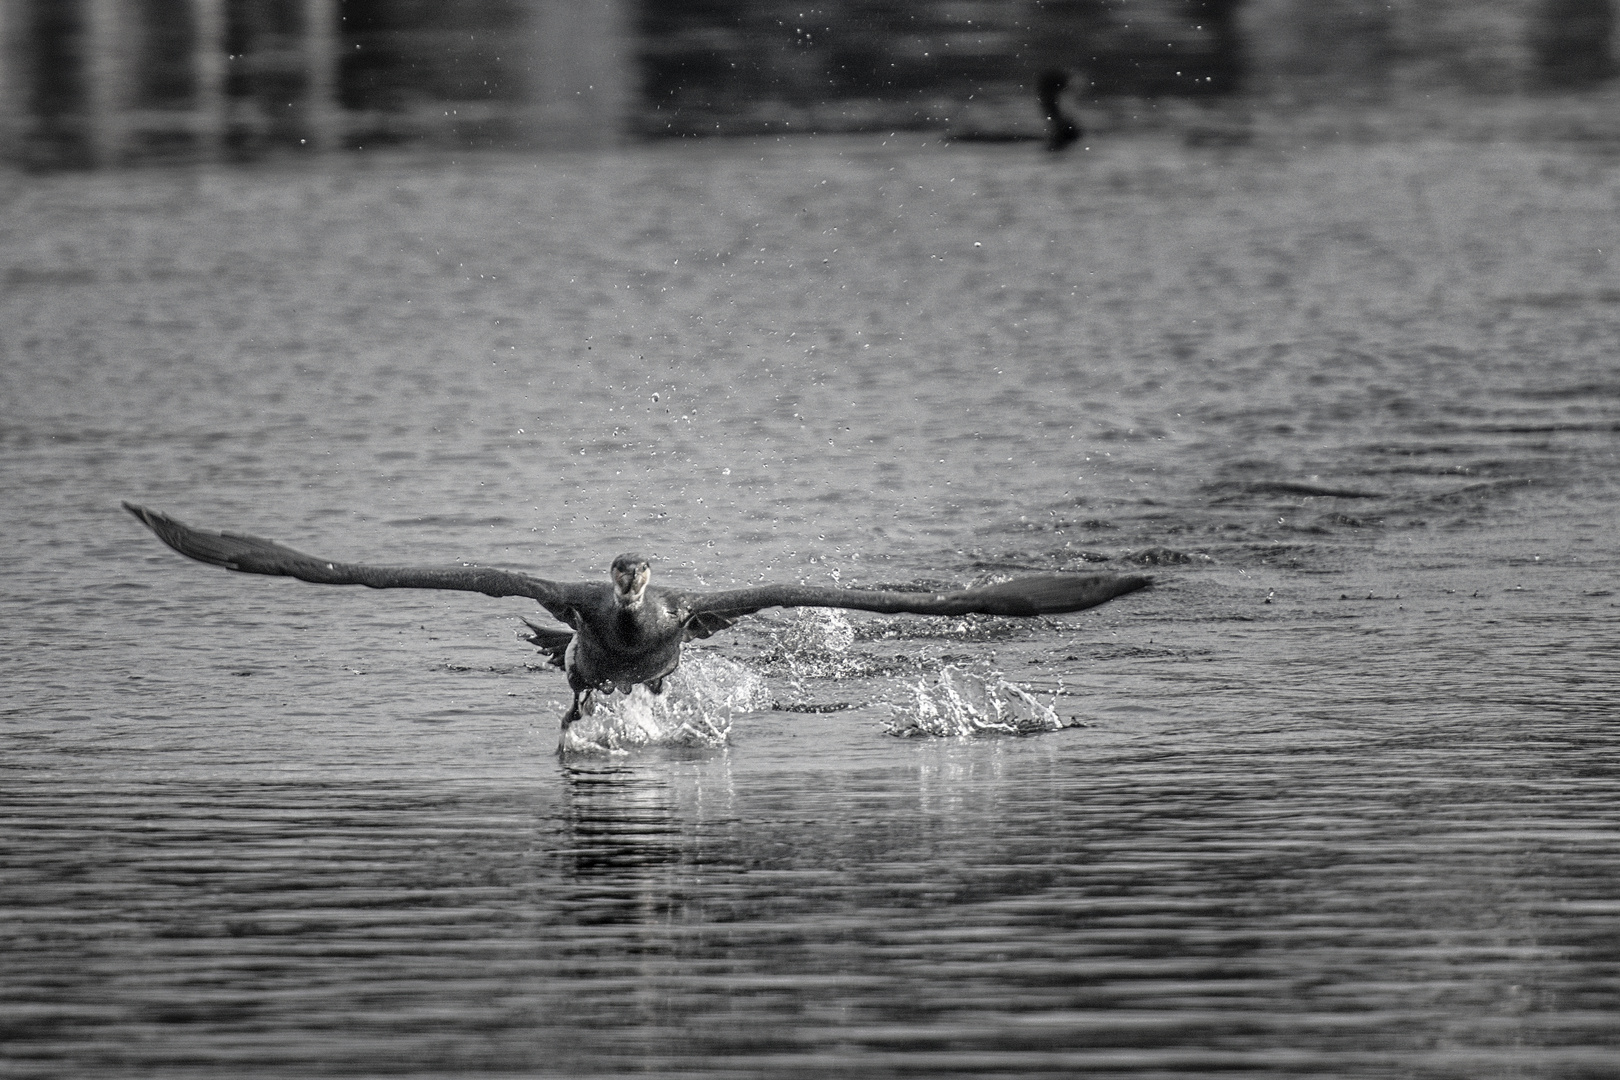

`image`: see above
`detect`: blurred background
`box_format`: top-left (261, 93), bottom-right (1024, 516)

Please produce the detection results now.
top-left (0, 0), bottom-right (1615, 168)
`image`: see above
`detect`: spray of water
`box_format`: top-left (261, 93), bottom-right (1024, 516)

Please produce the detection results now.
top-left (884, 666), bottom-right (1078, 738)
top-left (558, 653), bottom-right (771, 755)
top-left (772, 608), bottom-right (856, 670)
top-left (763, 608), bottom-right (873, 707)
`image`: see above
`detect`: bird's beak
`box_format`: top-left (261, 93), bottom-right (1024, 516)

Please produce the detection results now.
top-left (614, 566), bottom-right (649, 605)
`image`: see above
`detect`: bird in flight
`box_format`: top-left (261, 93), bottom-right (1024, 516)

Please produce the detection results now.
top-left (124, 502), bottom-right (1150, 727)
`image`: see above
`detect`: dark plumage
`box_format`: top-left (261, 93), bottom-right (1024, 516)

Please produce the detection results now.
top-left (124, 503), bottom-right (1151, 727)
top-left (1037, 69), bottom-right (1082, 152)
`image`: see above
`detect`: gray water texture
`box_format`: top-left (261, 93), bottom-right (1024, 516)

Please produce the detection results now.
top-left (3, 132), bottom-right (1619, 1077)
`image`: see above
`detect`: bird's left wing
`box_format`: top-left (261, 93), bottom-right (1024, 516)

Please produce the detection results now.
top-left (124, 502), bottom-right (587, 611)
top-left (677, 572), bottom-right (1151, 639)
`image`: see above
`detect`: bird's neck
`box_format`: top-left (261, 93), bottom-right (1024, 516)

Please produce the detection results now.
top-left (613, 600), bottom-right (652, 642)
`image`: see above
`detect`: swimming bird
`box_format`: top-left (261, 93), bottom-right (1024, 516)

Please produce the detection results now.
top-left (123, 502), bottom-right (1150, 727)
top-left (945, 69), bottom-right (1084, 151)
top-left (1038, 69), bottom-right (1082, 152)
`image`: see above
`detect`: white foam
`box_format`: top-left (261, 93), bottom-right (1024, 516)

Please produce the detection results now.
top-left (773, 608), bottom-right (856, 667)
top-left (885, 666), bottom-right (1074, 738)
top-left (557, 653), bottom-right (771, 754)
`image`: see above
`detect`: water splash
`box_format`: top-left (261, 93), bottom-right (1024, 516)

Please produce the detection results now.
top-left (773, 608), bottom-right (856, 668)
top-left (558, 654), bottom-right (770, 755)
top-left (885, 666), bottom-right (1078, 738)
top-left (765, 609), bottom-right (872, 706)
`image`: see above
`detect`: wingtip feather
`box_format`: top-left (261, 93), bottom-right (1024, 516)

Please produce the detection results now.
top-left (123, 501), bottom-right (243, 570)
top-left (960, 571), bottom-right (1152, 615)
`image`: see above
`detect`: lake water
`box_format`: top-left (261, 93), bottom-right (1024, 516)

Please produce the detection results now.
top-left (3, 124), bottom-right (1619, 1077)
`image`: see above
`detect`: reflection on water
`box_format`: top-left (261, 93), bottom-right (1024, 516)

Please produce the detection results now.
top-left (563, 759), bottom-right (685, 884)
top-left (2, 132), bottom-right (1619, 1075)
top-left (3, 706), bottom-right (1619, 1075)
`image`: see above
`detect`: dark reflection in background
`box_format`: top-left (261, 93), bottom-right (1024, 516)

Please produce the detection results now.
top-left (0, 0), bottom-right (1613, 167)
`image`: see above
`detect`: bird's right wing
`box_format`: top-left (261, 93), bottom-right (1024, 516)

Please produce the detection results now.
top-left (124, 503), bottom-right (590, 617)
top-left (678, 572), bottom-right (1151, 637)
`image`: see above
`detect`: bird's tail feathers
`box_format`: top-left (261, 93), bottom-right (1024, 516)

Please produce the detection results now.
top-left (519, 618), bottom-right (572, 669)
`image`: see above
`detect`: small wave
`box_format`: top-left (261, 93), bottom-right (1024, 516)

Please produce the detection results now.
top-left (1425, 477), bottom-right (1534, 504)
top-left (383, 514), bottom-right (517, 527)
top-left (884, 666), bottom-right (1079, 738)
top-left (558, 654), bottom-right (770, 755)
top-left (1125, 546), bottom-right (1210, 566)
top-left (1204, 480), bottom-right (1387, 500)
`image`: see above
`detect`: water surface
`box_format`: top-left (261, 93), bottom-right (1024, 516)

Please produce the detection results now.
top-left (3, 130), bottom-right (1619, 1077)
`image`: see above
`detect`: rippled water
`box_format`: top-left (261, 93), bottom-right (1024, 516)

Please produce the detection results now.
top-left (3, 126), bottom-right (1619, 1076)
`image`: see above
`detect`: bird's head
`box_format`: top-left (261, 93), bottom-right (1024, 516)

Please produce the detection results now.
top-left (610, 553), bottom-right (651, 608)
top-left (1036, 69), bottom-right (1069, 109)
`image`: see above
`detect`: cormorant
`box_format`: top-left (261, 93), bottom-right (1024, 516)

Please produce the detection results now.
top-left (944, 69), bottom-right (1084, 151)
top-left (1037, 70), bottom-right (1082, 152)
top-left (124, 502), bottom-right (1150, 727)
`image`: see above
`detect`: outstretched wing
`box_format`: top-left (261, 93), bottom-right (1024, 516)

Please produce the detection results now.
top-left (678, 572), bottom-right (1150, 638)
top-left (123, 502), bottom-right (590, 617)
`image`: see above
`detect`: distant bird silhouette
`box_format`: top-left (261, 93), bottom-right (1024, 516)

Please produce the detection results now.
top-left (124, 503), bottom-right (1151, 728)
top-left (947, 69), bottom-right (1083, 152)
top-left (1037, 69), bottom-right (1082, 151)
